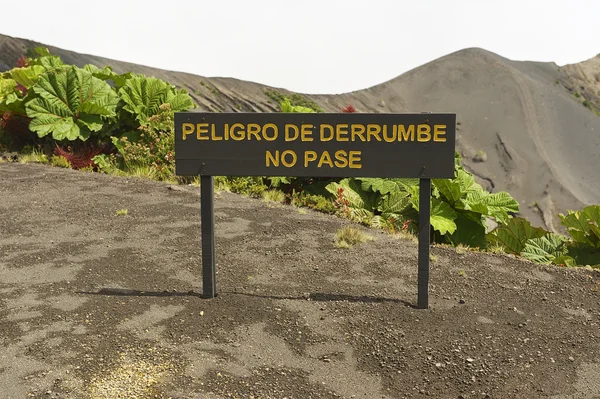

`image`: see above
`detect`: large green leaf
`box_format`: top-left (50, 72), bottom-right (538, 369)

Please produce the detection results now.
top-left (487, 217), bottom-right (547, 254)
top-left (9, 65), bottom-right (46, 87)
top-left (348, 207), bottom-right (376, 224)
top-left (25, 66), bottom-right (118, 141)
top-left (267, 177), bottom-right (291, 187)
top-left (112, 72), bottom-right (134, 89)
top-left (464, 190), bottom-right (519, 223)
top-left (566, 244), bottom-right (600, 267)
top-left (481, 192), bottom-right (520, 222)
top-left (488, 218), bottom-right (543, 251)
top-left (326, 178), bottom-right (380, 211)
top-left (358, 178), bottom-right (399, 195)
top-left (166, 89), bottom-right (196, 112)
top-left (448, 212), bottom-right (487, 248)
top-left (433, 178), bottom-right (462, 206)
top-left (29, 52), bottom-right (64, 71)
top-left (394, 178), bottom-right (420, 192)
top-left (404, 191), bottom-right (457, 235)
top-left (370, 215), bottom-right (393, 230)
top-left (83, 64), bottom-right (116, 81)
top-left (0, 78), bottom-right (17, 103)
top-left (33, 47), bottom-right (52, 57)
top-left (119, 74), bottom-right (196, 125)
top-left (430, 198), bottom-right (458, 235)
top-left (119, 75), bottom-right (169, 123)
top-left (1, 91), bottom-right (33, 116)
top-left (459, 191), bottom-right (489, 215)
top-left (25, 47), bottom-right (64, 71)
top-left (456, 168), bottom-right (484, 194)
top-left (559, 205), bottom-right (600, 248)
top-left (521, 234), bottom-right (569, 264)
top-left (358, 178), bottom-right (418, 195)
top-left (379, 191), bottom-right (411, 214)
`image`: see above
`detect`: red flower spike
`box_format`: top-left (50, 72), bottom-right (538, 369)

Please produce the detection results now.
top-left (342, 105), bottom-right (356, 113)
top-left (54, 144), bottom-right (105, 170)
top-left (15, 56), bottom-right (29, 68)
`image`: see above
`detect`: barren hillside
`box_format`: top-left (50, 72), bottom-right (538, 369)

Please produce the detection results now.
top-left (1, 34), bottom-right (599, 230)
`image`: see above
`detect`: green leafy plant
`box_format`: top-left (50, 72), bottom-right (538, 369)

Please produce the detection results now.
top-left (262, 190), bottom-right (286, 203)
top-left (280, 98), bottom-right (316, 113)
top-left (290, 191), bottom-right (337, 214)
top-left (50, 154), bottom-right (71, 168)
top-left (321, 153), bottom-right (519, 247)
top-left (559, 205), bottom-right (600, 249)
top-left (118, 74), bottom-right (196, 127)
top-left (264, 90), bottom-right (323, 112)
top-left (112, 103), bottom-right (177, 181)
top-left (92, 153), bottom-right (116, 174)
top-left (521, 234), bottom-right (574, 265)
top-left (558, 205), bottom-right (600, 267)
top-left (25, 66), bottom-right (119, 141)
top-left (487, 217), bottom-right (547, 254)
top-left (486, 206), bottom-right (600, 268)
top-left (213, 176), bottom-right (268, 198)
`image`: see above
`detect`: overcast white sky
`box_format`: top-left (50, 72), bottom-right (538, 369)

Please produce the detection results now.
top-left (2, 0), bottom-right (598, 94)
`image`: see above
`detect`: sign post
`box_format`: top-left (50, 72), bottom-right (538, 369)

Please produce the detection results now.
top-left (418, 178), bottom-right (431, 309)
top-left (175, 112), bottom-right (456, 308)
top-left (200, 175), bottom-right (216, 298)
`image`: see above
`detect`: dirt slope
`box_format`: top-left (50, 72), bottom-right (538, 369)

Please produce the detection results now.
top-left (1, 162), bottom-right (599, 398)
top-left (1, 34), bottom-right (599, 231)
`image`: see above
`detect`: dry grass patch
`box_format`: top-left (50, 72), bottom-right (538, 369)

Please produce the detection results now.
top-left (50, 155), bottom-right (71, 168)
top-left (455, 244), bottom-right (471, 254)
top-left (18, 150), bottom-right (48, 164)
top-left (488, 243), bottom-right (506, 254)
top-left (392, 230), bottom-right (418, 244)
top-left (334, 225), bottom-right (374, 248)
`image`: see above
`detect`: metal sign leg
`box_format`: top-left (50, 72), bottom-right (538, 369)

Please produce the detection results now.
top-left (418, 178), bottom-right (431, 309)
top-left (200, 175), bottom-right (216, 298)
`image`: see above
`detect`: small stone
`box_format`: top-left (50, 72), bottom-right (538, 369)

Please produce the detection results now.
top-left (466, 358), bottom-right (474, 363)
top-left (459, 299), bottom-right (466, 304)
top-left (569, 356), bottom-right (575, 362)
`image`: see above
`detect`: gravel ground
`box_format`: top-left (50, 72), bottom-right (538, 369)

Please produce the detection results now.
top-left (1, 162), bottom-right (599, 398)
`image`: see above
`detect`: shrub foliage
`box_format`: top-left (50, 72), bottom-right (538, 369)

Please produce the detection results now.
top-left (1, 48), bottom-right (598, 269)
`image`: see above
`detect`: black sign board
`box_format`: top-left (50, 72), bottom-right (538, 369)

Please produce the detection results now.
top-left (175, 113), bottom-right (456, 178)
top-left (175, 112), bottom-right (456, 309)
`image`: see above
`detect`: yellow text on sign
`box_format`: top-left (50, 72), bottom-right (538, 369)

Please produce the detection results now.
top-left (265, 150), bottom-right (362, 169)
top-left (181, 123), bottom-right (447, 143)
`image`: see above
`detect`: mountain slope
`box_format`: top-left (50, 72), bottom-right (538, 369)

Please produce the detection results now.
top-left (330, 48), bottom-right (600, 232)
top-left (1, 34), bottom-right (599, 230)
